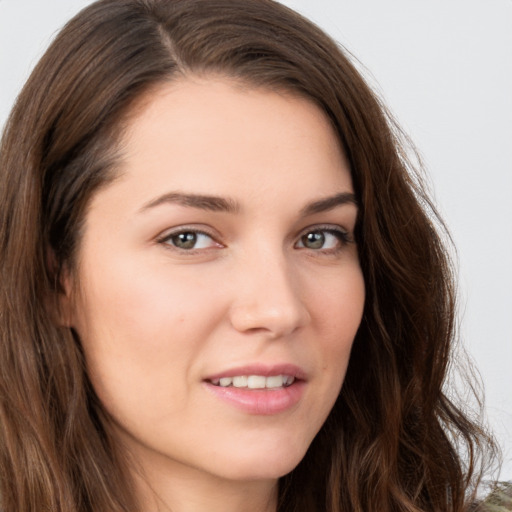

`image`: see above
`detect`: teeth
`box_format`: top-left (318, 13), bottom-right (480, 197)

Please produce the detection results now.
top-left (212, 375), bottom-right (295, 389)
top-left (247, 375), bottom-right (266, 389)
top-left (266, 375), bottom-right (284, 388)
top-left (233, 376), bottom-right (248, 387)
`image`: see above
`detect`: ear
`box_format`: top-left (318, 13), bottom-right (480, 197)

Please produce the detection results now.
top-left (56, 266), bottom-right (75, 328)
top-left (45, 249), bottom-right (76, 328)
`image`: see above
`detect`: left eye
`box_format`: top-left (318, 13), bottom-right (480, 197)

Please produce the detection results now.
top-left (161, 231), bottom-right (217, 250)
top-left (296, 229), bottom-right (348, 250)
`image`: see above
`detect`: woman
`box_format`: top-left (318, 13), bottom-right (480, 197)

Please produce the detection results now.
top-left (0, 0), bottom-right (496, 511)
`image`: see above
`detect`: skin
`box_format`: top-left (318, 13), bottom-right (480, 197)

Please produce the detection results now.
top-left (64, 76), bottom-right (365, 512)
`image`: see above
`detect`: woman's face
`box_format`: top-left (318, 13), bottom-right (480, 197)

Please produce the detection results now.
top-left (66, 77), bottom-right (365, 484)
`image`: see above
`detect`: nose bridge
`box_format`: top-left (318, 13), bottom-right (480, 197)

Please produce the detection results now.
top-left (229, 243), bottom-right (309, 337)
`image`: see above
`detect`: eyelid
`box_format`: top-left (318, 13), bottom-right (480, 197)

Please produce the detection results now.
top-left (156, 225), bottom-right (224, 251)
top-left (294, 224), bottom-right (353, 250)
top-left (155, 223), bottom-right (354, 253)
top-left (296, 223), bottom-right (352, 239)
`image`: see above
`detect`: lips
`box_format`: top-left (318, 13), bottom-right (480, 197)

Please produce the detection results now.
top-left (203, 364), bottom-right (306, 415)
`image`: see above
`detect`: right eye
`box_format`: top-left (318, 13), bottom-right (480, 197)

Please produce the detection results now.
top-left (159, 229), bottom-right (220, 251)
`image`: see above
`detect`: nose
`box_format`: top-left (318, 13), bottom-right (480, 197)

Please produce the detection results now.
top-left (228, 251), bottom-right (310, 338)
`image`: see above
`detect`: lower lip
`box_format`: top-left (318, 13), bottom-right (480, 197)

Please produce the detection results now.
top-left (204, 381), bottom-right (305, 415)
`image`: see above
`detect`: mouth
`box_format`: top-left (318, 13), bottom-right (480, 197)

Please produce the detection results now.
top-left (203, 365), bottom-right (306, 415)
top-left (208, 375), bottom-right (296, 389)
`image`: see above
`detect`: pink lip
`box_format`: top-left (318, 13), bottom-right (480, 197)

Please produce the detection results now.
top-left (203, 363), bottom-right (307, 415)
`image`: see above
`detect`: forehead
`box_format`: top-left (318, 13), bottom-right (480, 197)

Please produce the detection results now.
top-left (92, 76), bottom-right (352, 216)
top-left (125, 76), bottom-right (342, 150)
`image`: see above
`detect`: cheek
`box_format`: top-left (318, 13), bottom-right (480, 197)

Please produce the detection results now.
top-left (74, 246), bottom-right (221, 346)
top-left (310, 262), bottom-right (365, 349)
top-left (300, 263), bottom-right (365, 414)
top-left (71, 254), bottom-right (221, 419)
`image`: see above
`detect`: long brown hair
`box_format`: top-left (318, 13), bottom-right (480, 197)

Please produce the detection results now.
top-left (0, 1), bottom-right (496, 510)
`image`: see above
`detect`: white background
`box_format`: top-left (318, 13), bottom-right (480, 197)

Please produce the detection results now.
top-left (1, 0), bottom-right (511, 481)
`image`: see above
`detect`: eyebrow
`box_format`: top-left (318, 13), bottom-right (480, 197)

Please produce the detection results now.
top-left (140, 192), bottom-right (241, 214)
top-left (300, 192), bottom-right (357, 216)
top-left (139, 190), bottom-right (357, 215)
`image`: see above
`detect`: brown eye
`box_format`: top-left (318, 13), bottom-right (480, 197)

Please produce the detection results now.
top-left (301, 232), bottom-right (325, 249)
top-left (295, 228), bottom-right (350, 251)
top-left (161, 230), bottom-right (218, 251)
top-left (171, 232), bottom-right (198, 249)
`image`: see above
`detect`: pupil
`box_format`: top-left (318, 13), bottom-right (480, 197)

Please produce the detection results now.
top-left (174, 232), bottom-right (197, 249)
top-left (304, 232), bottom-right (324, 249)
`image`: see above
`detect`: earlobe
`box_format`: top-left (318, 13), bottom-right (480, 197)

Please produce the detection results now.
top-left (45, 249), bottom-right (76, 328)
top-left (56, 269), bottom-right (75, 328)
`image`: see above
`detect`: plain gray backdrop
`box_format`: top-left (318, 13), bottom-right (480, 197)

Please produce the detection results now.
top-left (1, 0), bottom-right (511, 481)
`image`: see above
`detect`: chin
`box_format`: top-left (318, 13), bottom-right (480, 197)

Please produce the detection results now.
top-left (207, 441), bottom-right (310, 481)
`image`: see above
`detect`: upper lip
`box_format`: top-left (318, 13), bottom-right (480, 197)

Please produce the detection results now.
top-left (204, 363), bottom-right (307, 382)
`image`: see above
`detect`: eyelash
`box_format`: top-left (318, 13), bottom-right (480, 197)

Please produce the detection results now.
top-left (157, 227), bottom-right (221, 253)
top-left (295, 225), bottom-right (352, 254)
top-left (157, 225), bottom-right (352, 254)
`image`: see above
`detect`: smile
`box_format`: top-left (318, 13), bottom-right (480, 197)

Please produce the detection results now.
top-left (209, 375), bottom-right (296, 389)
